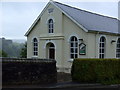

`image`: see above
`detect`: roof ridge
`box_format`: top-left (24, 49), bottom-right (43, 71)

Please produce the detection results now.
top-left (53, 1), bottom-right (118, 21)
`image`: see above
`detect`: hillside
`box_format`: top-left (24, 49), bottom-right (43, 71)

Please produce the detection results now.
top-left (0, 38), bottom-right (26, 57)
top-left (12, 39), bottom-right (26, 43)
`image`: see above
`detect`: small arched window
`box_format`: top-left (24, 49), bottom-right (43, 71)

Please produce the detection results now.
top-left (48, 19), bottom-right (54, 33)
top-left (99, 36), bottom-right (106, 58)
top-left (70, 36), bottom-right (78, 59)
top-left (116, 38), bottom-right (120, 58)
top-left (33, 38), bottom-right (38, 56)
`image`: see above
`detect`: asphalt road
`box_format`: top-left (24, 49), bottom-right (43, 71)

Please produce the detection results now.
top-left (2, 82), bottom-right (120, 90)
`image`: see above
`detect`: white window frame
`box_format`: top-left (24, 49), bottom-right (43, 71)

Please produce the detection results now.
top-left (99, 36), bottom-right (106, 58)
top-left (116, 38), bottom-right (120, 58)
top-left (70, 36), bottom-right (78, 59)
top-left (48, 19), bottom-right (54, 33)
top-left (33, 38), bottom-right (38, 56)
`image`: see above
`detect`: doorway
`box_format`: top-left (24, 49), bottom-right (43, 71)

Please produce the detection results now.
top-left (46, 43), bottom-right (55, 59)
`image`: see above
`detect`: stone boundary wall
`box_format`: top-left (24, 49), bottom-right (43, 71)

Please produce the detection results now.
top-left (1, 57), bottom-right (57, 85)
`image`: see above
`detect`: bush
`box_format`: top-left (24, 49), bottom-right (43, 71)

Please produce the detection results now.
top-left (71, 58), bottom-right (120, 85)
top-left (0, 50), bottom-right (8, 57)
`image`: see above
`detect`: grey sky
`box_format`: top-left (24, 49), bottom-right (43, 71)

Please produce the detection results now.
top-left (1, 0), bottom-right (119, 39)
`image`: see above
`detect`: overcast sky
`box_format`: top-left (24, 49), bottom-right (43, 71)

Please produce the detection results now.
top-left (0, 0), bottom-right (119, 40)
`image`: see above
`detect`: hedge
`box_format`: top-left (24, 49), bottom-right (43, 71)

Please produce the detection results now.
top-left (71, 58), bottom-right (120, 85)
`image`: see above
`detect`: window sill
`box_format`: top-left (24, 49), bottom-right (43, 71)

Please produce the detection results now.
top-left (68, 59), bottom-right (74, 62)
top-left (32, 56), bottom-right (38, 58)
top-left (49, 33), bottom-right (54, 35)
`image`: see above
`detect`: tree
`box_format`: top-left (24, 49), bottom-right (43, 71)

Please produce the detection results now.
top-left (0, 50), bottom-right (8, 57)
top-left (1, 38), bottom-right (25, 57)
top-left (20, 42), bottom-right (27, 58)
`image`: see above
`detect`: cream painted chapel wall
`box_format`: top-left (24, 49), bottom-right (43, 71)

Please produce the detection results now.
top-left (62, 14), bottom-right (88, 72)
top-left (39, 3), bottom-right (63, 37)
top-left (27, 3), bottom-right (64, 70)
top-left (27, 19), bottom-right (41, 58)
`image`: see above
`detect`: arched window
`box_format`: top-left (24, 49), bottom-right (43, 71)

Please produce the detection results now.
top-left (116, 38), bottom-right (120, 58)
top-left (70, 36), bottom-right (78, 59)
top-left (99, 36), bottom-right (106, 58)
top-left (33, 38), bottom-right (38, 56)
top-left (48, 19), bottom-right (54, 33)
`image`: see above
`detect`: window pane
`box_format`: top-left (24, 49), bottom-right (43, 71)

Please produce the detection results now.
top-left (74, 37), bottom-right (77, 41)
top-left (102, 43), bottom-right (104, 47)
top-left (33, 38), bottom-right (37, 42)
top-left (34, 48), bottom-right (36, 51)
top-left (71, 48), bottom-right (74, 53)
top-left (100, 38), bottom-right (102, 42)
top-left (117, 49), bottom-right (120, 52)
top-left (50, 43), bottom-right (54, 47)
top-left (36, 48), bottom-right (38, 51)
top-left (100, 49), bottom-right (102, 53)
top-left (51, 29), bottom-right (53, 33)
top-left (102, 49), bottom-right (104, 53)
top-left (34, 43), bottom-right (37, 46)
top-left (75, 48), bottom-right (78, 53)
top-left (34, 52), bottom-right (35, 55)
top-left (49, 25), bottom-right (51, 28)
top-left (75, 43), bottom-right (78, 47)
top-left (35, 52), bottom-right (38, 56)
top-left (36, 43), bottom-right (38, 46)
top-left (34, 43), bottom-right (36, 46)
top-left (118, 44), bottom-right (120, 47)
top-left (71, 43), bottom-right (73, 47)
top-left (71, 54), bottom-right (74, 58)
top-left (34, 52), bottom-right (38, 56)
top-left (100, 43), bottom-right (102, 47)
top-left (71, 37), bottom-right (74, 41)
top-left (75, 54), bottom-right (77, 58)
top-left (102, 37), bottom-right (105, 42)
top-left (102, 54), bottom-right (104, 58)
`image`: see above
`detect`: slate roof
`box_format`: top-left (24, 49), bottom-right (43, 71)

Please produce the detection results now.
top-left (53, 1), bottom-right (120, 34)
top-left (25, 1), bottom-right (120, 36)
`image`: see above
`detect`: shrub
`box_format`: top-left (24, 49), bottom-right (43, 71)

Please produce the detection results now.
top-left (71, 58), bottom-right (120, 85)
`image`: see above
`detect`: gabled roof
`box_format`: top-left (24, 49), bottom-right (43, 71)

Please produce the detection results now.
top-left (53, 1), bottom-right (120, 34)
top-left (25, 1), bottom-right (120, 36)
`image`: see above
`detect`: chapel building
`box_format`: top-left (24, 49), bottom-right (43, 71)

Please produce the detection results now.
top-left (25, 1), bottom-right (120, 73)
